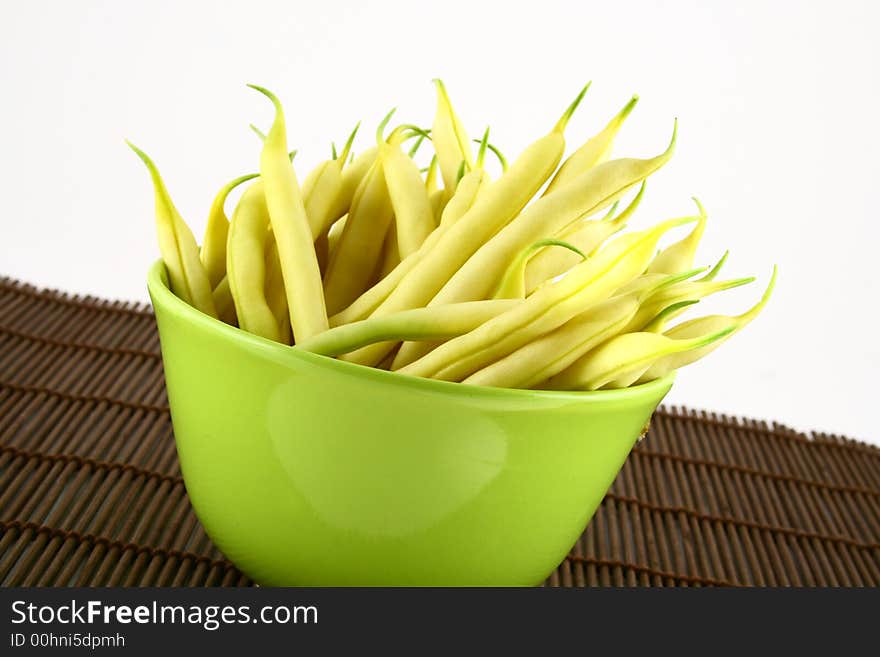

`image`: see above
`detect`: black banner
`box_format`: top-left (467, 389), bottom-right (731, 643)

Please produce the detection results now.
top-left (1, 587), bottom-right (876, 652)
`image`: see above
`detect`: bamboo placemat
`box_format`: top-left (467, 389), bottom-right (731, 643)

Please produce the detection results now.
top-left (1, 276), bottom-right (878, 587)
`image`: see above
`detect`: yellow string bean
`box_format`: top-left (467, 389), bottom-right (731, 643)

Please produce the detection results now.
top-left (248, 85), bottom-right (328, 341)
top-left (201, 173), bottom-right (259, 289)
top-left (127, 142), bottom-right (217, 317)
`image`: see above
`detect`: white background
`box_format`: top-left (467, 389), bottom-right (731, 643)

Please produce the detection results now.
top-left (1, 1), bottom-right (878, 444)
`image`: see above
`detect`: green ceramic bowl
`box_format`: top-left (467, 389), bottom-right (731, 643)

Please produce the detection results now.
top-left (147, 260), bottom-right (673, 586)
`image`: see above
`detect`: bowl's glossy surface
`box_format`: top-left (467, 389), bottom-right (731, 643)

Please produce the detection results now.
top-left (148, 260), bottom-right (673, 585)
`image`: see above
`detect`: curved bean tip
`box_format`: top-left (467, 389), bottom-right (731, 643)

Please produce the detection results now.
top-left (644, 267), bottom-right (709, 301)
top-left (475, 126), bottom-right (490, 169)
top-left (733, 265), bottom-right (777, 325)
top-left (408, 134), bottom-right (426, 158)
top-left (619, 94), bottom-right (640, 120)
top-left (532, 238), bottom-right (587, 261)
top-left (125, 139), bottom-right (145, 159)
top-left (702, 325), bottom-right (738, 347)
top-left (644, 299), bottom-right (701, 332)
top-left (727, 275), bottom-right (756, 290)
top-left (246, 83), bottom-right (281, 111)
top-left (667, 118), bottom-right (679, 152)
top-left (395, 124), bottom-right (431, 141)
top-left (224, 172), bottom-right (260, 191)
top-left (690, 196), bottom-right (708, 218)
top-left (672, 213), bottom-right (699, 229)
top-left (760, 266), bottom-right (778, 299)
top-left (554, 81), bottom-right (591, 134)
top-left (375, 107), bottom-right (397, 145)
top-left (480, 141), bottom-right (508, 172)
top-left (245, 82), bottom-right (269, 95)
top-left (762, 266), bottom-right (778, 302)
top-left (699, 250), bottom-right (729, 281)
top-left (600, 180), bottom-right (646, 231)
top-left (126, 141), bottom-right (160, 177)
top-left (613, 180), bottom-right (647, 224)
top-left (339, 121), bottom-right (361, 163)
top-left (602, 200), bottom-right (621, 221)
top-left (674, 267), bottom-right (709, 283)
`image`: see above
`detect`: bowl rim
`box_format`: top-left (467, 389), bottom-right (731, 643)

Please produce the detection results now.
top-left (147, 259), bottom-right (675, 402)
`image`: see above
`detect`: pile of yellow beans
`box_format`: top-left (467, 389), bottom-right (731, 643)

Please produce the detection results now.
top-left (130, 81), bottom-right (775, 391)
